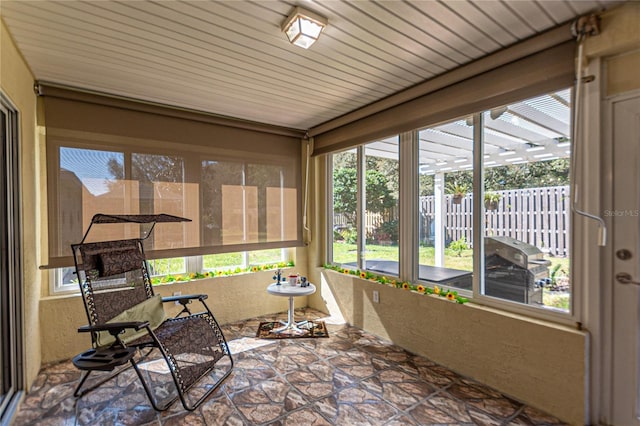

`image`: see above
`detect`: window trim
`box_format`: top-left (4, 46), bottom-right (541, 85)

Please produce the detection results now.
top-left (326, 89), bottom-right (578, 326)
top-left (45, 129), bottom-right (302, 269)
top-left (52, 247), bottom-right (294, 294)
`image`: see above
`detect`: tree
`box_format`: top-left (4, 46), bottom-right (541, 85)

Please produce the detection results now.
top-left (422, 158), bottom-right (570, 194)
top-left (333, 167), bottom-right (396, 226)
top-left (419, 174), bottom-right (434, 196)
top-left (484, 159), bottom-right (569, 190)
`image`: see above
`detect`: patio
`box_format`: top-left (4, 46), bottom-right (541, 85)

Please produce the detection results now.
top-left (14, 308), bottom-right (566, 425)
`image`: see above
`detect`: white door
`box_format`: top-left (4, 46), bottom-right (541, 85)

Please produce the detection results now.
top-left (611, 93), bottom-right (640, 425)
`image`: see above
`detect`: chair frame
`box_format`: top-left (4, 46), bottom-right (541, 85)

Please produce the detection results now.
top-left (71, 214), bottom-right (233, 411)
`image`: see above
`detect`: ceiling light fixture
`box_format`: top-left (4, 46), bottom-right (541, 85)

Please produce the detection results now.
top-left (281, 6), bottom-right (328, 49)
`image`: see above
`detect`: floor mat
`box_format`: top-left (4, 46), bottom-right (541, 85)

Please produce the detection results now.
top-left (256, 320), bottom-right (329, 339)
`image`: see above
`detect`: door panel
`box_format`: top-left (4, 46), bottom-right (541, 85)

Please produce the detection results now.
top-left (611, 95), bottom-right (640, 425)
top-left (0, 97), bottom-right (22, 424)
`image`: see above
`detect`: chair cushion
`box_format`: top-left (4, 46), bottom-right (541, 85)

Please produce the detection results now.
top-left (96, 294), bottom-right (166, 347)
top-left (98, 248), bottom-right (145, 276)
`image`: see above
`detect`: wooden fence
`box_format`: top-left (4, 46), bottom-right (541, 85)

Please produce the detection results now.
top-left (334, 185), bottom-right (570, 257)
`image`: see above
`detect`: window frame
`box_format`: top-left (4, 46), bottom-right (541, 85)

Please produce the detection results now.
top-left (52, 247), bottom-right (294, 294)
top-left (46, 129), bottom-right (301, 270)
top-left (327, 91), bottom-right (578, 325)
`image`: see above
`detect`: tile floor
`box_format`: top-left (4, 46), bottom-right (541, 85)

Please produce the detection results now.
top-left (13, 308), bottom-right (567, 425)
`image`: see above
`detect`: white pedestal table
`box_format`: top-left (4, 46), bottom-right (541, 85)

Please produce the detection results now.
top-left (266, 282), bottom-right (316, 334)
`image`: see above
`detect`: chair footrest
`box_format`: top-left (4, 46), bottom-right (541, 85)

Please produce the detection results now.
top-left (72, 347), bottom-right (136, 371)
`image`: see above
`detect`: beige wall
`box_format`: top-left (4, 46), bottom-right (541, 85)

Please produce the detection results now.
top-left (606, 49), bottom-right (640, 96)
top-left (315, 270), bottom-right (586, 425)
top-left (0, 18), bottom-right (42, 391)
top-left (583, 2), bottom-right (640, 97)
top-left (39, 269), bottom-right (310, 363)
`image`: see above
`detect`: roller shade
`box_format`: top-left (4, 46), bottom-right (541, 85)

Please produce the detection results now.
top-left (311, 33), bottom-right (575, 156)
top-left (43, 86), bottom-right (305, 268)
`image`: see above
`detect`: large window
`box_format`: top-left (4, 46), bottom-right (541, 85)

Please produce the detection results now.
top-left (418, 119), bottom-right (474, 291)
top-left (329, 88), bottom-right (572, 315)
top-left (331, 149), bottom-right (358, 266)
top-left (364, 138), bottom-right (399, 272)
top-left (43, 88), bottom-right (303, 281)
top-left (50, 142), bottom-right (299, 260)
top-left (1, 94), bottom-right (23, 423)
top-left (330, 137), bottom-right (399, 274)
top-left (481, 90), bottom-right (571, 312)
top-left (50, 139), bottom-right (297, 292)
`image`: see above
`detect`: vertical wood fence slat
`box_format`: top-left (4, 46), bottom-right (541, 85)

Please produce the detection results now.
top-left (334, 185), bottom-right (570, 257)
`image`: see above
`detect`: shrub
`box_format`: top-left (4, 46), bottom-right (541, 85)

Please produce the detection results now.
top-left (371, 220), bottom-right (399, 245)
top-left (448, 236), bottom-right (468, 257)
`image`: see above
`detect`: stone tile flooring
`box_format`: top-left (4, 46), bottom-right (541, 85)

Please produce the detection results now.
top-left (13, 309), bottom-right (567, 425)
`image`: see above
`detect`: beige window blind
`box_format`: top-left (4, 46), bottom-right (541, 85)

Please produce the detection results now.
top-left (42, 86), bottom-right (304, 268)
top-left (311, 27), bottom-right (576, 155)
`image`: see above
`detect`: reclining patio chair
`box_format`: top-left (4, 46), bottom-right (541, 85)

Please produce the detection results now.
top-left (71, 214), bottom-right (233, 411)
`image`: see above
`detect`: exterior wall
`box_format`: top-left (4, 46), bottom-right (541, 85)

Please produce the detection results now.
top-left (581, 3), bottom-right (640, 423)
top-left (587, 2), bottom-right (640, 97)
top-left (315, 269), bottom-right (586, 425)
top-left (606, 49), bottom-right (640, 97)
top-left (39, 269), bottom-right (310, 363)
top-left (0, 18), bottom-right (42, 391)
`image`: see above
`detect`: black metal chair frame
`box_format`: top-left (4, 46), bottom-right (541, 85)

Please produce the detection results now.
top-left (71, 214), bottom-right (233, 411)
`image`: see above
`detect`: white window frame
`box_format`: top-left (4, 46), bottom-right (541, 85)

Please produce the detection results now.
top-left (326, 92), bottom-right (578, 325)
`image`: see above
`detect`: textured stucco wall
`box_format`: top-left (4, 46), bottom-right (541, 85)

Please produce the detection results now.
top-left (606, 50), bottom-right (640, 97)
top-left (0, 18), bottom-right (42, 391)
top-left (39, 269), bottom-right (309, 364)
top-left (318, 270), bottom-right (586, 425)
top-left (582, 2), bottom-right (640, 97)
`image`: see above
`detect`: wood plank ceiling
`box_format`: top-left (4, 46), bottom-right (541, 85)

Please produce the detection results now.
top-left (0, 0), bottom-right (621, 131)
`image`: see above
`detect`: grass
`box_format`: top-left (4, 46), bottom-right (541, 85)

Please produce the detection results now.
top-left (332, 242), bottom-right (571, 311)
top-left (148, 249), bottom-right (287, 276)
top-left (147, 257), bottom-right (186, 276)
top-left (543, 291), bottom-right (570, 310)
top-left (333, 242), bottom-right (570, 274)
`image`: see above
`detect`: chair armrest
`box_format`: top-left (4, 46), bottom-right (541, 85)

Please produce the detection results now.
top-left (78, 321), bottom-right (149, 333)
top-left (161, 294), bottom-right (208, 303)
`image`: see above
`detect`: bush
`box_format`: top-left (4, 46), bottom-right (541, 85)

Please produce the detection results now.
top-left (370, 220), bottom-right (399, 245)
top-left (340, 227), bottom-right (357, 244)
top-left (448, 236), bottom-right (468, 257)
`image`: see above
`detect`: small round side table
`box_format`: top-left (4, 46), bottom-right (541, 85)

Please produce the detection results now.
top-left (266, 282), bottom-right (316, 334)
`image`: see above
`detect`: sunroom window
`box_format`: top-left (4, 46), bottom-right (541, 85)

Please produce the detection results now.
top-left (364, 137), bottom-right (399, 273)
top-left (330, 137), bottom-right (400, 275)
top-left (481, 89), bottom-right (571, 312)
top-left (418, 119), bottom-right (474, 291)
top-left (328, 87), bottom-right (572, 315)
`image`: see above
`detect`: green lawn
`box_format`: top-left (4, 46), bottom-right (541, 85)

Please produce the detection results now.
top-left (148, 249), bottom-right (287, 276)
top-left (332, 242), bottom-right (569, 275)
top-left (332, 242), bottom-right (571, 311)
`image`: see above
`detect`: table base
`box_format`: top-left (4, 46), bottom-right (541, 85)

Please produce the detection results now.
top-left (273, 295), bottom-right (309, 334)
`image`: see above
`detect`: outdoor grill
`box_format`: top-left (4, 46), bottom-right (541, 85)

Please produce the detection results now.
top-left (484, 236), bottom-right (550, 305)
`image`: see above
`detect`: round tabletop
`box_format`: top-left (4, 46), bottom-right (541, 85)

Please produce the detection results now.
top-left (267, 282), bottom-right (316, 297)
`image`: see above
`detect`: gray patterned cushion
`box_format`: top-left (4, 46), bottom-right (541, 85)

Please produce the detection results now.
top-left (98, 248), bottom-right (144, 276)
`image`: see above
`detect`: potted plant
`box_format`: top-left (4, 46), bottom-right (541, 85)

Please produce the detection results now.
top-left (484, 191), bottom-right (501, 210)
top-left (446, 181), bottom-right (469, 204)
